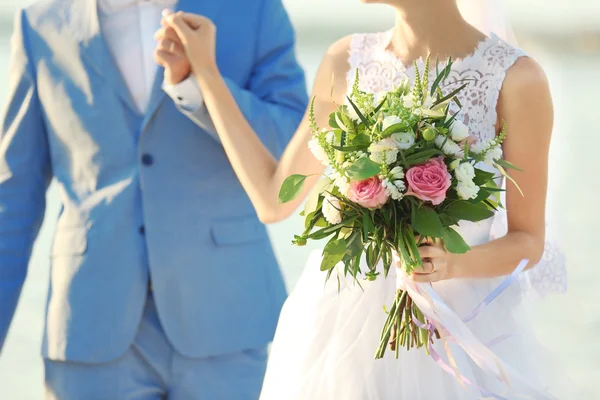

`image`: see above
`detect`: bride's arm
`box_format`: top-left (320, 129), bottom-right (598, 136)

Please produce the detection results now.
top-left (167, 13), bottom-right (350, 223)
top-left (415, 57), bottom-right (554, 282)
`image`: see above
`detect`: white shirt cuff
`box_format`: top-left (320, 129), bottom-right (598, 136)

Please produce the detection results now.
top-left (163, 76), bottom-right (204, 112)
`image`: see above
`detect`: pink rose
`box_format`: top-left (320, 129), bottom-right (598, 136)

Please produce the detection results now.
top-left (348, 176), bottom-right (390, 209)
top-left (406, 156), bottom-right (451, 205)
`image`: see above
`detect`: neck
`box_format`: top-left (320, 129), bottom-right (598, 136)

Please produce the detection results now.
top-left (390, 0), bottom-right (483, 64)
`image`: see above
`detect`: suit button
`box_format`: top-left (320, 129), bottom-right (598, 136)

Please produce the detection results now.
top-left (141, 153), bottom-right (154, 166)
top-left (139, 225), bottom-right (145, 235)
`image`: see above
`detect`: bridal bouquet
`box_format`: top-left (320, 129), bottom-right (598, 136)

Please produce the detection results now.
top-left (279, 57), bottom-right (521, 359)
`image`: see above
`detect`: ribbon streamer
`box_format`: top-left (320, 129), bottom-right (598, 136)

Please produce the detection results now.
top-left (395, 258), bottom-right (556, 399)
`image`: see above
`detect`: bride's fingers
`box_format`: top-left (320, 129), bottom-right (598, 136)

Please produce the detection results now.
top-left (411, 260), bottom-right (436, 274)
top-left (411, 270), bottom-right (442, 283)
top-left (418, 245), bottom-right (445, 259)
top-left (165, 13), bottom-right (196, 45)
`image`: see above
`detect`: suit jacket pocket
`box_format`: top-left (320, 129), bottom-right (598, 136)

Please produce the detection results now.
top-left (51, 228), bottom-right (88, 257)
top-left (211, 216), bottom-right (267, 247)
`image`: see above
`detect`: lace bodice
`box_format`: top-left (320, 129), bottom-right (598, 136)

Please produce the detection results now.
top-left (347, 31), bottom-right (526, 143)
top-left (346, 31), bottom-right (566, 297)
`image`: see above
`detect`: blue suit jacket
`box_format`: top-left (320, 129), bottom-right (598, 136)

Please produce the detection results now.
top-left (0, 0), bottom-right (307, 362)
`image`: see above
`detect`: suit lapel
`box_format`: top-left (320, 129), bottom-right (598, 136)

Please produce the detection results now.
top-left (141, 0), bottom-right (222, 132)
top-left (70, 0), bottom-right (140, 115)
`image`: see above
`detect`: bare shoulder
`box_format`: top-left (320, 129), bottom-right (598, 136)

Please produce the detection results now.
top-left (498, 56), bottom-right (554, 141)
top-left (501, 57), bottom-right (551, 100)
top-left (312, 35), bottom-right (354, 102)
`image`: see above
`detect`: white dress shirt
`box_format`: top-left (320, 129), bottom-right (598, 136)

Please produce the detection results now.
top-left (98, 0), bottom-right (203, 114)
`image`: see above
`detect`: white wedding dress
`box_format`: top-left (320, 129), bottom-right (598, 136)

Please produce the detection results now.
top-left (260, 32), bottom-right (566, 400)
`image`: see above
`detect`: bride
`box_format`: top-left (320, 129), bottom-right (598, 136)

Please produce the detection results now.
top-left (163, 0), bottom-right (563, 398)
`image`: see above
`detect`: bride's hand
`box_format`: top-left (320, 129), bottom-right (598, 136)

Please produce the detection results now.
top-left (396, 239), bottom-right (454, 283)
top-left (164, 11), bottom-right (218, 75)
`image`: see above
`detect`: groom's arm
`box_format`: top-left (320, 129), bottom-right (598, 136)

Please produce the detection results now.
top-left (166, 0), bottom-right (308, 157)
top-left (0, 10), bottom-right (52, 352)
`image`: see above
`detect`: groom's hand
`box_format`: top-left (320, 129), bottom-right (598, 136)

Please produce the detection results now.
top-left (154, 14), bottom-right (190, 85)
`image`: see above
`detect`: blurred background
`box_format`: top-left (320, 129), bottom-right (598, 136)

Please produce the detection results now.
top-left (0, 0), bottom-right (599, 398)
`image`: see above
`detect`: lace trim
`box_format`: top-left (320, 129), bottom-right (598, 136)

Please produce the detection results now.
top-left (346, 32), bottom-right (527, 143)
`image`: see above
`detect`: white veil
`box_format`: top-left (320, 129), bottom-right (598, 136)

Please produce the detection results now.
top-left (457, 0), bottom-right (518, 45)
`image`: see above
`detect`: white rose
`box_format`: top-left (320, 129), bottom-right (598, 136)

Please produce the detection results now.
top-left (369, 138), bottom-right (398, 165)
top-left (484, 146), bottom-right (503, 165)
top-left (382, 115), bottom-right (403, 132)
top-left (330, 171), bottom-right (350, 196)
top-left (434, 135), bottom-right (464, 158)
top-left (390, 166), bottom-right (405, 180)
top-left (402, 95), bottom-right (414, 109)
top-left (322, 195), bottom-right (342, 224)
top-left (391, 131), bottom-right (416, 150)
top-left (470, 139), bottom-right (489, 154)
top-left (374, 91), bottom-right (387, 106)
top-left (325, 130), bottom-right (336, 144)
top-left (422, 94), bottom-right (435, 110)
top-left (382, 177), bottom-right (406, 201)
top-left (450, 120), bottom-right (470, 142)
top-left (454, 162), bottom-right (476, 182)
top-left (456, 180), bottom-right (480, 200)
top-left (308, 138), bottom-right (330, 165)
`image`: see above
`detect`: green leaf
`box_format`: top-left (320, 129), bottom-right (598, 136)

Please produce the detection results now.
top-left (320, 238), bottom-right (347, 271)
top-left (430, 62), bottom-right (452, 95)
top-left (445, 201), bottom-right (494, 222)
top-left (420, 108), bottom-right (445, 118)
top-left (381, 122), bottom-right (410, 138)
top-left (497, 165), bottom-right (524, 197)
top-left (494, 158), bottom-right (523, 172)
top-left (343, 231), bottom-right (363, 262)
top-left (472, 168), bottom-right (496, 186)
top-left (304, 178), bottom-right (332, 216)
top-left (362, 213), bottom-right (375, 241)
top-left (404, 149), bottom-right (444, 161)
top-left (433, 83), bottom-right (468, 108)
top-left (331, 143), bottom-right (370, 152)
top-left (370, 95), bottom-right (387, 116)
top-left (469, 188), bottom-right (491, 204)
top-left (329, 113), bottom-right (340, 129)
top-left (411, 206), bottom-right (444, 238)
top-left (346, 158), bottom-right (381, 181)
top-left (439, 213), bottom-right (459, 227)
top-left (278, 174), bottom-right (307, 204)
top-left (346, 96), bottom-right (370, 127)
top-left (442, 227), bottom-right (471, 254)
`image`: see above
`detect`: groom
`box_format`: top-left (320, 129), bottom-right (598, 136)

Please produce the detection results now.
top-left (0, 0), bottom-right (307, 398)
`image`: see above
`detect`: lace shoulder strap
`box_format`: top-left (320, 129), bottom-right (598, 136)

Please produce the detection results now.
top-left (480, 35), bottom-right (528, 134)
top-left (346, 32), bottom-right (396, 94)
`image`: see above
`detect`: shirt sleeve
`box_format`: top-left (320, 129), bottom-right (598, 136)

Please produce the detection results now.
top-left (163, 76), bottom-right (204, 112)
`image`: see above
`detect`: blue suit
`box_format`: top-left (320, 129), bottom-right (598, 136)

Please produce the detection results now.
top-left (0, 0), bottom-right (307, 392)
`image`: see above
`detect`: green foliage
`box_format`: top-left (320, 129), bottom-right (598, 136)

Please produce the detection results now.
top-left (278, 174), bottom-right (307, 204)
top-left (346, 158), bottom-right (381, 181)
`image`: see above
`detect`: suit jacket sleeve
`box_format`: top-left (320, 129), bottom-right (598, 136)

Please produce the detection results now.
top-left (0, 10), bottom-right (52, 351)
top-left (174, 0), bottom-right (308, 158)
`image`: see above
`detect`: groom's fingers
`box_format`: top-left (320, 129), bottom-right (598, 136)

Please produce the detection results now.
top-left (156, 39), bottom-right (184, 57)
top-left (154, 27), bottom-right (181, 44)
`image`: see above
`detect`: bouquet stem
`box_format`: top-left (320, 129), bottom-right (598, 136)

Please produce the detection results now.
top-left (375, 288), bottom-right (440, 359)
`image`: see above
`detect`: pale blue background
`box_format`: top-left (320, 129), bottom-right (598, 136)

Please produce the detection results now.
top-left (0, 0), bottom-right (599, 398)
